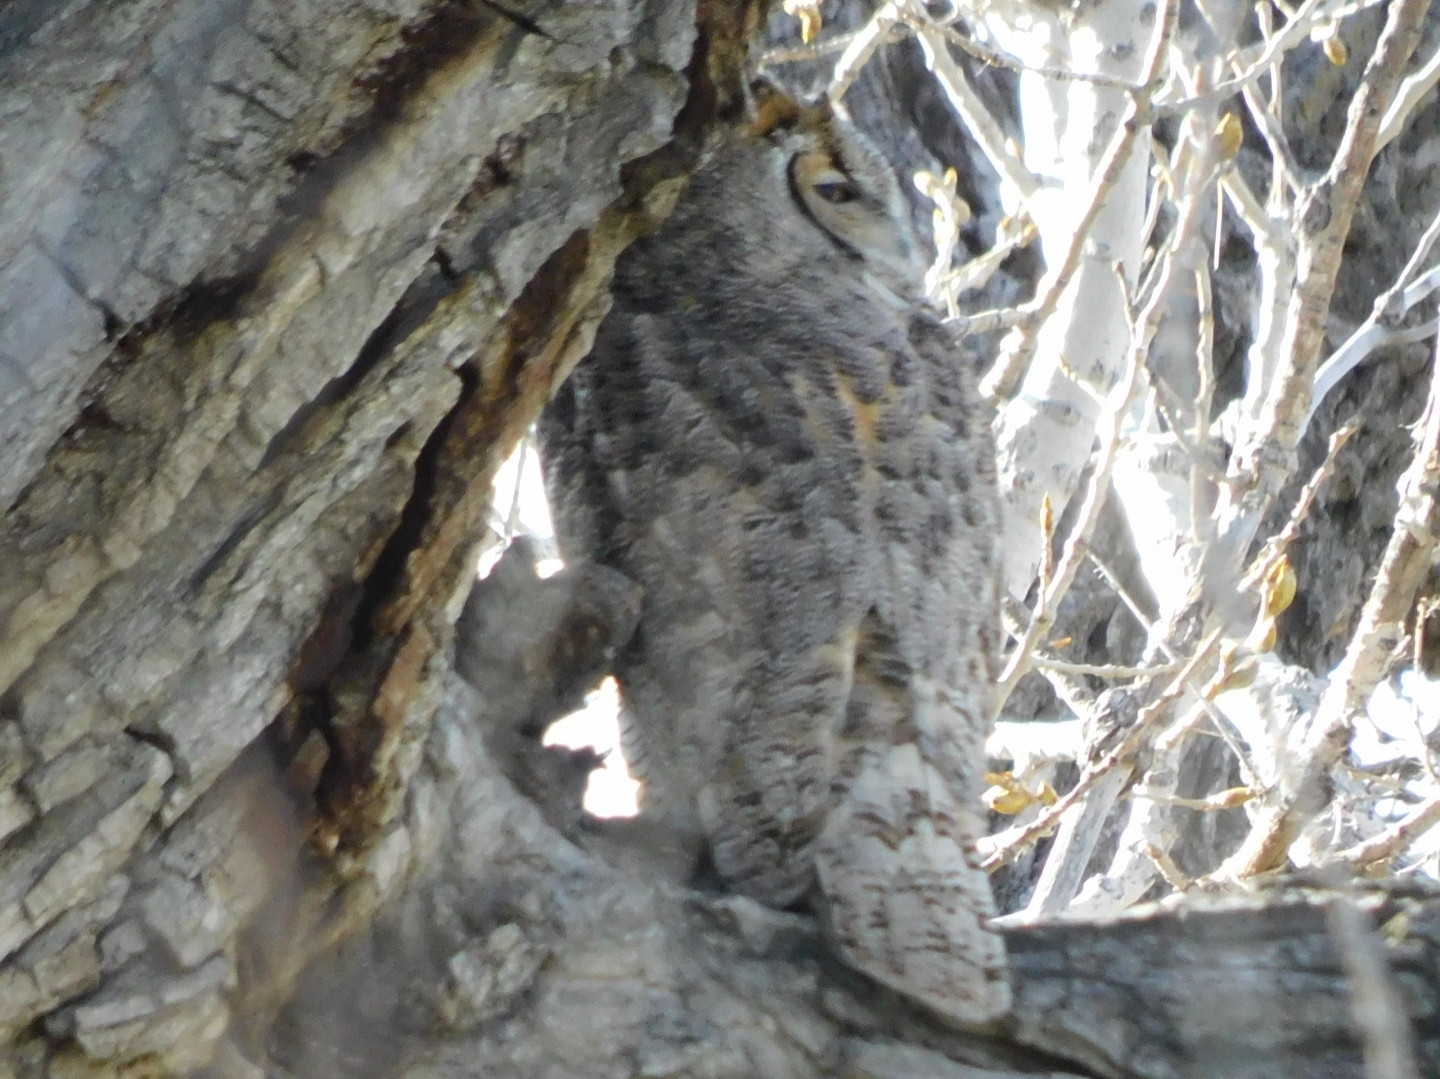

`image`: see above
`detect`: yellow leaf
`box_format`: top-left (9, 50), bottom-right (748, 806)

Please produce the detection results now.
top-left (1323, 32), bottom-right (1348, 66)
top-left (784, 0), bottom-right (823, 43)
top-left (983, 772), bottom-right (1055, 814)
top-left (1208, 786), bottom-right (1254, 809)
top-left (1263, 556), bottom-right (1297, 618)
top-left (1213, 642), bottom-right (1259, 692)
top-left (985, 786), bottom-right (1034, 815)
top-left (1215, 113), bottom-right (1243, 161)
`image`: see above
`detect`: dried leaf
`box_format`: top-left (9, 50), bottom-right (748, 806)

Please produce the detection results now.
top-left (1207, 786), bottom-right (1255, 809)
top-left (984, 785), bottom-right (1034, 815)
top-left (1263, 555), bottom-right (1297, 618)
top-left (1323, 30), bottom-right (1348, 65)
top-left (783, 0), bottom-right (823, 43)
top-left (1213, 642), bottom-right (1259, 692)
top-left (982, 772), bottom-right (1055, 814)
top-left (1215, 112), bottom-right (1243, 161)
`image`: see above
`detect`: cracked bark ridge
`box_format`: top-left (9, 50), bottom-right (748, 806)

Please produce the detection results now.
top-left (0, 0), bottom-right (735, 1072)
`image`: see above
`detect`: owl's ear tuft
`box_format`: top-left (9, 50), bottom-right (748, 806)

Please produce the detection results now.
top-left (749, 80), bottom-right (806, 138)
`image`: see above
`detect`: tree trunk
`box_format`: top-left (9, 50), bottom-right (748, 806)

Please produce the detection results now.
top-left (1, 2), bottom-right (1437, 1077)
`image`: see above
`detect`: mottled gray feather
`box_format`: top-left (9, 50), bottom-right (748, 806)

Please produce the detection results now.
top-left (539, 94), bottom-right (1010, 1023)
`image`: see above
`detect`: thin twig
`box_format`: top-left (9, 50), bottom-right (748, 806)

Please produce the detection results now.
top-left (1148, 843), bottom-right (1192, 890)
top-left (1237, 0), bottom-right (1306, 196)
top-left (1192, 261), bottom-right (1217, 549)
top-left (759, 26), bottom-right (900, 67)
top-left (945, 307), bottom-right (1026, 336)
top-left (930, 16), bottom-right (1139, 88)
top-left (1086, 551), bottom-right (1158, 635)
top-left (1240, 80), bottom-right (1305, 197)
top-left (827, 2), bottom-right (902, 102)
top-left (1131, 787), bottom-right (1255, 811)
top-left (995, 335), bottom-right (1145, 705)
top-left (1238, 421), bottom-right (1360, 594)
top-left (1218, 168), bottom-right (1275, 242)
top-left (1086, 549), bottom-right (1262, 787)
top-left (935, 216), bottom-right (1036, 300)
top-left (1259, 0), bottom-right (1289, 204)
top-left (1376, 41), bottom-right (1440, 152)
top-left (1032, 656), bottom-right (1182, 679)
top-left (1336, 793), bottom-right (1440, 871)
top-left (981, 629), bottom-right (1224, 869)
top-left (1306, 202), bottom-right (1440, 434)
top-left (1011, 766), bottom-right (1133, 918)
top-left (1161, 0), bottom-right (1391, 110)
top-left (908, 15), bottom-right (1038, 202)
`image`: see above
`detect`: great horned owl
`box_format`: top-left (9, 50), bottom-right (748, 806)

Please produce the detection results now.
top-left (540, 87), bottom-right (1010, 1024)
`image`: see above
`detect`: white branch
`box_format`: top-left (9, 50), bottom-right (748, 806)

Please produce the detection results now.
top-left (1376, 41), bottom-right (1440, 152)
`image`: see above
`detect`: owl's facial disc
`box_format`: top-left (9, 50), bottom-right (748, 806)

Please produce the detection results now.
top-left (788, 148), bottom-right (919, 293)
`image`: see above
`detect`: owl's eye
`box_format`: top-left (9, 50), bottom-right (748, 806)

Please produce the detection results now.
top-left (812, 179), bottom-right (861, 204)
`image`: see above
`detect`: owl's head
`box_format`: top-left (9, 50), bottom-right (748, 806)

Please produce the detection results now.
top-left (750, 83), bottom-right (922, 302)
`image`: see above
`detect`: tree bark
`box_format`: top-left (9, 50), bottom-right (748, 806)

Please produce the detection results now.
top-left (1, 2), bottom-right (1437, 1077)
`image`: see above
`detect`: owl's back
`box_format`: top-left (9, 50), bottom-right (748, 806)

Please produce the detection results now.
top-left (539, 92), bottom-right (1010, 1025)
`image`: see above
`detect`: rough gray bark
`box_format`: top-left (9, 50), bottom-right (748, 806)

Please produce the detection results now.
top-left (1, 2), bottom-right (1438, 1077)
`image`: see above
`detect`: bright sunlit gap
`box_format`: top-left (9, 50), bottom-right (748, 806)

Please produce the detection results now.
top-left (483, 437), bottom-right (640, 819)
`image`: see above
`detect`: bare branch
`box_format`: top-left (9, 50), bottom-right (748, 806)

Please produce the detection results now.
top-left (994, 341), bottom-right (1143, 705)
top-left (908, 15), bottom-right (1039, 203)
top-left (1220, 336), bottom-right (1440, 878)
top-left (979, 0), bottom-right (1177, 402)
top-left (1239, 81), bottom-right (1305, 197)
top-left (1240, 421), bottom-right (1361, 594)
top-left (935, 215), bottom-right (1037, 301)
top-left (1162, 0), bottom-right (1392, 110)
top-left (1192, 261), bottom-right (1217, 548)
top-left (1032, 656), bottom-right (1183, 678)
top-left (759, 26), bottom-right (902, 67)
top-left (1336, 793), bottom-right (1440, 871)
top-left (1008, 767), bottom-right (1133, 918)
top-left (946, 307), bottom-right (1027, 336)
top-left (1376, 40), bottom-right (1440, 152)
top-left (930, 16), bottom-right (1140, 88)
top-left (981, 628), bottom-right (1224, 870)
top-left (1307, 202), bottom-right (1440, 433)
top-left (1215, 0), bottom-right (1433, 573)
top-left (827, 1), bottom-right (903, 102)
